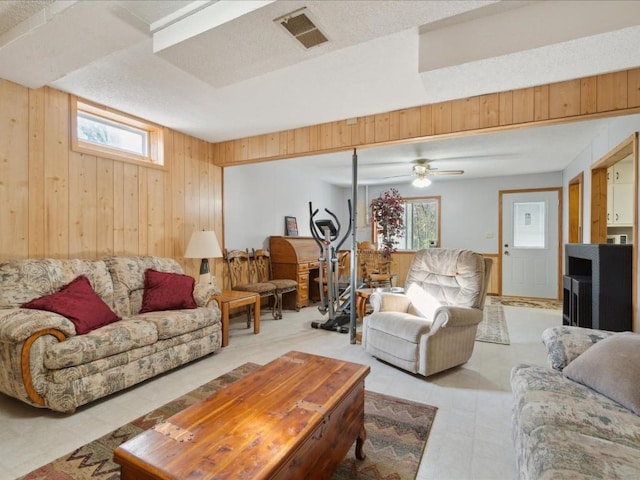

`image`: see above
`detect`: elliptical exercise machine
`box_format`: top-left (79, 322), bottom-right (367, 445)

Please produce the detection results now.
top-left (309, 200), bottom-right (352, 333)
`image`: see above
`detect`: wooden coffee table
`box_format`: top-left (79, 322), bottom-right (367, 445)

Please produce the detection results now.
top-left (114, 351), bottom-right (370, 480)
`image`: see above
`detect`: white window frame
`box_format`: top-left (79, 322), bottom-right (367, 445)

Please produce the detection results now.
top-left (375, 196), bottom-right (441, 251)
top-left (71, 96), bottom-right (164, 168)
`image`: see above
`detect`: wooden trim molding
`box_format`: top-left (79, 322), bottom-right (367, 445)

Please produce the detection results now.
top-left (212, 67), bottom-right (640, 167)
top-left (568, 172), bottom-right (584, 243)
top-left (70, 96), bottom-right (165, 169)
top-left (21, 328), bottom-right (67, 405)
top-left (482, 253), bottom-right (500, 296)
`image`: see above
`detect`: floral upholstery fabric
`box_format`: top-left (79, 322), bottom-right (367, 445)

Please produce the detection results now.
top-left (44, 319), bottom-right (158, 369)
top-left (0, 258), bottom-right (115, 309)
top-left (50, 326), bottom-right (218, 384)
top-left (135, 308), bottom-right (216, 340)
top-left (45, 332), bottom-right (220, 413)
top-left (524, 426), bottom-right (640, 480)
top-left (541, 325), bottom-right (614, 370)
top-left (0, 308), bottom-right (76, 343)
top-left (512, 328), bottom-right (640, 480)
top-left (193, 281), bottom-right (221, 306)
top-left (103, 256), bottom-right (185, 317)
top-left (0, 256), bottom-right (222, 412)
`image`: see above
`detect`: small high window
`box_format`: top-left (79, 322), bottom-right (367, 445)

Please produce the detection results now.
top-left (401, 197), bottom-right (441, 250)
top-left (376, 196), bottom-right (441, 250)
top-left (71, 97), bottom-right (163, 167)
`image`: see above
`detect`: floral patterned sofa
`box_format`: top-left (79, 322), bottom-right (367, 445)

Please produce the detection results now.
top-left (0, 256), bottom-right (222, 413)
top-left (511, 325), bottom-right (640, 479)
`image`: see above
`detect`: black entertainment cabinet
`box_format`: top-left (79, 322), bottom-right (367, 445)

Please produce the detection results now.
top-left (563, 243), bottom-right (632, 332)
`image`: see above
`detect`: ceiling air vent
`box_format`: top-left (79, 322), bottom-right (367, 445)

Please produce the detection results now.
top-left (275, 7), bottom-right (328, 49)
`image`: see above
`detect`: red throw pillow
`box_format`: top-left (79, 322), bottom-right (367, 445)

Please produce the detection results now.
top-left (139, 269), bottom-right (197, 313)
top-left (22, 275), bottom-right (120, 335)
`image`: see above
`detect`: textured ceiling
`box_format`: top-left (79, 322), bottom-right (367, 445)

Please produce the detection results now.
top-left (0, 0), bottom-right (639, 185)
top-left (0, 0), bottom-right (53, 36)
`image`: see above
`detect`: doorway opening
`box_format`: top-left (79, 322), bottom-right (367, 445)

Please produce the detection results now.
top-left (590, 132), bottom-right (638, 330)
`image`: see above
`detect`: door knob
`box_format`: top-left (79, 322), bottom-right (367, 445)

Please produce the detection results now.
top-left (504, 251), bottom-right (510, 256)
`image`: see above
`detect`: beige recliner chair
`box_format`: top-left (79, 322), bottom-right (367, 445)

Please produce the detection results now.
top-left (362, 249), bottom-right (492, 377)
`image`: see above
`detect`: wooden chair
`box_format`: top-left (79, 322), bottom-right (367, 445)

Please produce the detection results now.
top-left (314, 250), bottom-right (351, 302)
top-left (252, 249), bottom-right (298, 319)
top-left (225, 249), bottom-right (278, 324)
top-left (357, 241), bottom-right (393, 288)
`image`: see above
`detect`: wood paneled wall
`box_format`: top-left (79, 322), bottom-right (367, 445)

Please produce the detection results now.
top-left (3, 66), bottom-right (640, 286)
top-left (0, 80), bottom-right (223, 281)
top-left (213, 68), bottom-right (640, 166)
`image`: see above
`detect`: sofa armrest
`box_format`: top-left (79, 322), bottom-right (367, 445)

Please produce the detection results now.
top-left (0, 308), bottom-right (75, 343)
top-left (0, 309), bottom-right (71, 406)
top-left (541, 325), bottom-right (615, 371)
top-left (370, 292), bottom-right (412, 313)
top-left (193, 283), bottom-right (221, 307)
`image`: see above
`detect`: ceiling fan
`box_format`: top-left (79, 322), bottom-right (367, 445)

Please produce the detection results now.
top-left (409, 159), bottom-right (464, 187)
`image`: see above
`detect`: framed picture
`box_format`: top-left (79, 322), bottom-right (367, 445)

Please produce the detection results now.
top-left (285, 216), bottom-right (298, 236)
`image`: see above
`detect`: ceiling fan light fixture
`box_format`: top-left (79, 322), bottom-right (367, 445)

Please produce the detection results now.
top-left (412, 176), bottom-right (431, 188)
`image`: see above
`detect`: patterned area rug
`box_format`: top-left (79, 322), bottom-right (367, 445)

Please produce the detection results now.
top-left (490, 295), bottom-right (562, 310)
top-left (476, 305), bottom-right (510, 345)
top-left (20, 363), bottom-right (437, 480)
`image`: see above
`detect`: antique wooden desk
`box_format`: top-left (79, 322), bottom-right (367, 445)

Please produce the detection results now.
top-left (270, 236), bottom-right (321, 308)
top-left (114, 351), bottom-right (370, 480)
top-left (207, 290), bottom-right (260, 347)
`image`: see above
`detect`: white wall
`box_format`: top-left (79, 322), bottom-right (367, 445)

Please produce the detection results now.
top-left (225, 158), bottom-right (562, 256)
top-left (562, 115), bottom-right (640, 326)
top-left (224, 159), bottom-right (346, 250)
top-left (363, 172), bottom-right (562, 253)
top-left (562, 114), bottom-right (640, 247)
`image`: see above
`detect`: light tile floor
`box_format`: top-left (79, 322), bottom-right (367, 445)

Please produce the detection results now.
top-left (0, 303), bottom-right (561, 480)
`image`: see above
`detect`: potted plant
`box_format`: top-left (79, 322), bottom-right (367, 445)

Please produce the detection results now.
top-left (370, 188), bottom-right (405, 258)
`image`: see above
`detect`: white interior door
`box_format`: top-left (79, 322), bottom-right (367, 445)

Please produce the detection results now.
top-left (502, 190), bottom-right (559, 298)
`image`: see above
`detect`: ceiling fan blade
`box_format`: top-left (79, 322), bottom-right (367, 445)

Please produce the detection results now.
top-left (427, 170), bottom-right (464, 176)
top-left (358, 162), bottom-right (405, 169)
top-left (379, 174), bottom-right (412, 179)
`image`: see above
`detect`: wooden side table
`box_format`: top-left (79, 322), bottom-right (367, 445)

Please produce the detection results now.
top-left (354, 289), bottom-right (375, 344)
top-left (355, 288), bottom-right (376, 321)
top-left (208, 290), bottom-right (260, 347)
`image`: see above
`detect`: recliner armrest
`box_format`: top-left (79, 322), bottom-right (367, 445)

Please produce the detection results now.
top-left (435, 306), bottom-right (483, 328)
top-left (370, 292), bottom-right (412, 313)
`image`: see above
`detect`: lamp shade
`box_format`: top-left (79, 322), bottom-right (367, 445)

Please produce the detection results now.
top-left (184, 231), bottom-right (223, 259)
top-left (412, 176), bottom-right (431, 188)
top-left (184, 231), bottom-right (222, 285)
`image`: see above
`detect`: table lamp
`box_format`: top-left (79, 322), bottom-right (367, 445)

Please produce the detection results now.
top-left (184, 230), bottom-right (223, 284)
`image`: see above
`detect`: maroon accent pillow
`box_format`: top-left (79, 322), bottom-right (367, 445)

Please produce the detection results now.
top-left (22, 275), bottom-right (120, 335)
top-left (139, 269), bottom-right (197, 313)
